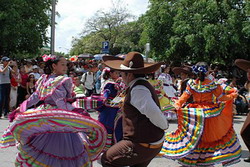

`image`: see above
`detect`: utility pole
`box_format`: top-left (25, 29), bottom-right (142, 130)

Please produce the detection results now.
top-left (145, 43), bottom-right (150, 62)
top-left (51, 0), bottom-right (56, 55)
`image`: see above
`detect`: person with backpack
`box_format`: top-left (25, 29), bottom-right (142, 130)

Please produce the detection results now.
top-left (81, 65), bottom-right (95, 96)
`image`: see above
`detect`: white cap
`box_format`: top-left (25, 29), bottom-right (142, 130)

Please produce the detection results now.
top-left (32, 65), bottom-right (39, 69)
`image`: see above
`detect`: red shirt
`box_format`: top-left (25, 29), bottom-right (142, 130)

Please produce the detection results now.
top-left (20, 73), bottom-right (28, 87)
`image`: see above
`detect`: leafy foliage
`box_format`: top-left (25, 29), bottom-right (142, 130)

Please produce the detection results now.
top-left (71, 0), bottom-right (145, 55)
top-left (145, 0), bottom-right (250, 64)
top-left (0, 0), bottom-right (51, 58)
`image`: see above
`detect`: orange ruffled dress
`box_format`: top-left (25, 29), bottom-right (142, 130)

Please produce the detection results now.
top-left (160, 78), bottom-right (241, 166)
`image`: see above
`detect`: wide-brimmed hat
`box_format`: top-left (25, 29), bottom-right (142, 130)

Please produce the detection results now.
top-left (172, 66), bottom-right (192, 75)
top-left (235, 59), bottom-right (250, 72)
top-left (102, 52), bottom-right (162, 74)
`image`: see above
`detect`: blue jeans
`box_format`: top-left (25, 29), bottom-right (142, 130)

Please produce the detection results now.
top-left (0, 83), bottom-right (11, 116)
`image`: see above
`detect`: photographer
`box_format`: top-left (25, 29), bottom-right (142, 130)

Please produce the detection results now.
top-left (0, 56), bottom-right (12, 118)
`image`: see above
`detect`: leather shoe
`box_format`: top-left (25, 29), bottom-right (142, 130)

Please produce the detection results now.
top-left (244, 157), bottom-right (250, 162)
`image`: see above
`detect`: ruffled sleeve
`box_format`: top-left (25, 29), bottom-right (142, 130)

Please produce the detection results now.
top-left (103, 83), bottom-right (117, 99)
top-left (175, 85), bottom-right (192, 108)
top-left (213, 84), bottom-right (237, 101)
top-left (25, 92), bottom-right (40, 109)
top-left (50, 78), bottom-right (75, 111)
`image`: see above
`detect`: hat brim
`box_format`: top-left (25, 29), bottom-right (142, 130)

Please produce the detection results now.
top-left (2, 58), bottom-right (10, 61)
top-left (102, 56), bottom-right (162, 74)
top-left (172, 67), bottom-right (192, 75)
top-left (102, 55), bottom-right (124, 61)
top-left (235, 59), bottom-right (250, 72)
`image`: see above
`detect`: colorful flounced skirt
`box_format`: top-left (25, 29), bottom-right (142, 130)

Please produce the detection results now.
top-left (73, 97), bottom-right (123, 150)
top-left (159, 100), bottom-right (241, 166)
top-left (0, 104), bottom-right (107, 167)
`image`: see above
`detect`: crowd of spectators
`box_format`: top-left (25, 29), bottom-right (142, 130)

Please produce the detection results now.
top-left (0, 55), bottom-right (249, 118)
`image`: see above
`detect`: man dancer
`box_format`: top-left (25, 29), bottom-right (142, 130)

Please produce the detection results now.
top-left (101, 52), bottom-right (169, 167)
top-left (235, 59), bottom-right (250, 163)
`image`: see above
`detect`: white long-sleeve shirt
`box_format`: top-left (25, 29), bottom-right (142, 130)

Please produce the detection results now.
top-left (129, 78), bottom-right (169, 144)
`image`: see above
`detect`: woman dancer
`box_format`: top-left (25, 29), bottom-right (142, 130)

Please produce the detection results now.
top-left (0, 55), bottom-right (106, 167)
top-left (160, 62), bottom-right (241, 166)
top-left (158, 65), bottom-right (177, 98)
top-left (97, 67), bottom-right (125, 149)
top-left (147, 73), bottom-right (176, 120)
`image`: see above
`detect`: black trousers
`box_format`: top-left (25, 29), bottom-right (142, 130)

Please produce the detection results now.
top-left (85, 88), bottom-right (94, 97)
top-left (101, 140), bottom-right (162, 167)
top-left (0, 83), bottom-right (11, 116)
top-left (17, 86), bottom-right (27, 107)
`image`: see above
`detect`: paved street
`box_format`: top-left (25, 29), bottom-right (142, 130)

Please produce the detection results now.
top-left (0, 112), bottom-right (249, 167)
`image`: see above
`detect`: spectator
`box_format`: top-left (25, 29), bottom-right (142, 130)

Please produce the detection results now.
top-left (17, 66), bottom-right (28, 106)
top-left (38, 62), bottom-right (45, 74)
top-left (25, 74), bottom-right (36, 99)
top-left (10, 64), bottom-right (21, 110)
top-left (81, 65), bottom-right (95, 96)
top-left (31, 65), bottom-right (41, 81)
top-left (0, 56), bottom-right (12, 118)
top-left (95, 63), bottom-right (103, 94)
top-left (24, 59), bottom-right (33, 73)
top-left (73, 76), bottom-right (85, 97)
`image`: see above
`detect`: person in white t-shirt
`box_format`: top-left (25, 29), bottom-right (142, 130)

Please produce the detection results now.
top-left (31, 65), bottom-right (41, 81)
top-left (81, 65), bottom-right (95, 96)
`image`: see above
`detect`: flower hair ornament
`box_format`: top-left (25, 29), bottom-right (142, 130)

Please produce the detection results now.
top-left (42, 54), bottom-right (56, 62)
top-left (192, 65), bottom-right (208, 74)
top-left (103, 67), bottom-right (111, 73)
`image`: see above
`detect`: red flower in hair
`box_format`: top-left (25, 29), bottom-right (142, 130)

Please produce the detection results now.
top-left (42, 54), bottom-right (56, 62)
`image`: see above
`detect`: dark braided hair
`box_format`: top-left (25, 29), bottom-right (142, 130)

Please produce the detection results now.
top-left (194, 62), bottom-right (208, 82)
top-left (44, 55), bottom-right (64, 75)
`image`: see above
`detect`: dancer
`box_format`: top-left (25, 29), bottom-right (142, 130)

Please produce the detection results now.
top-left (158, 65), bottom-right (177, 98)
top-left (160, 62), bottom-right (241, 166)
top-left (235, 59), bottom-right (250, 163)
top-left (101, 52), bottom-right (168, 167)
top-left (96, 67), bottom-right (126, 150)
top-left (72, 66), bottom-right (125, 155)
top-left (172, 66), bottom-right (192, 96)
top-left (0, 55), bottom-right (106, 167)
top-left (147, 73), bottom-right (176, 120)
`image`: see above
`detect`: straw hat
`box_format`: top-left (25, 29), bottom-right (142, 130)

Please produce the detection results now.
top-left (102, 52), bottom-right (162, 74)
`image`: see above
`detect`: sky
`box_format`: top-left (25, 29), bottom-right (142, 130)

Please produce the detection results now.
top-left (54, 0), bottom-right (149, 53)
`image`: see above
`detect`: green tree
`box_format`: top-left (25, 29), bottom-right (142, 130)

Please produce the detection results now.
top-left (77, 0), bottom-right (134, 55)
top-left (145, 0), bottom-right (250, 64)
top-left (0, 0), bottom-right (51, 58)
top-left (70, 33), bottom-right (103, 55)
